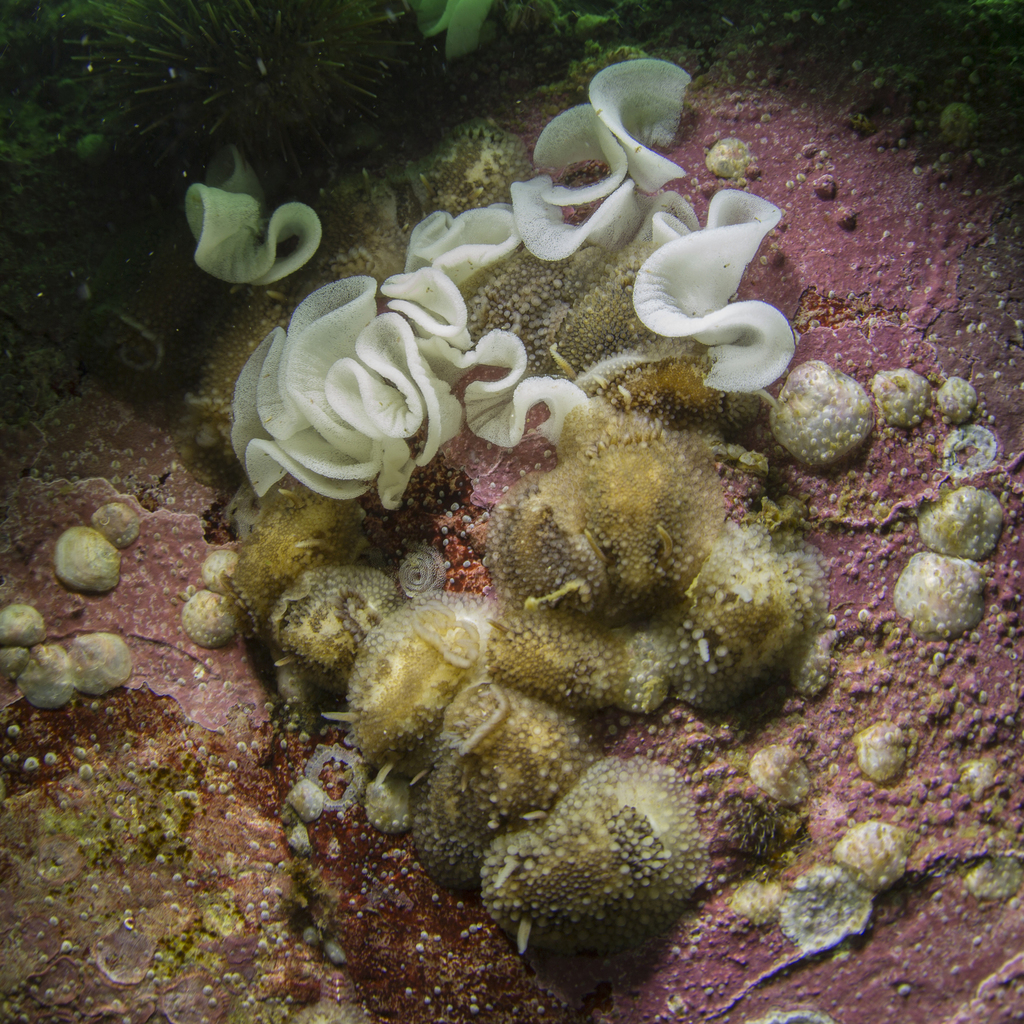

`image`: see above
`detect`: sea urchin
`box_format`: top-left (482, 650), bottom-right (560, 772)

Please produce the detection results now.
top-left (80, 0), bottom-right (398, 163)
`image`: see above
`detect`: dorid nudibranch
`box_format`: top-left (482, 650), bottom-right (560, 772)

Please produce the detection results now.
top-left (650, 520), bottom-right (828, 710)
top-left (486, 400), bottom-right (725, 624)
top-left (480, 757), bottom-right (708, 954)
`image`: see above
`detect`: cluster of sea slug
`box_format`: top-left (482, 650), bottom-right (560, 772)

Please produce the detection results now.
top-left (228, 380), bottom-right (829, 953)
top-left (230, 464), bottom-right (711, 954)
top-left (214, 57), bottom-right (838, 957)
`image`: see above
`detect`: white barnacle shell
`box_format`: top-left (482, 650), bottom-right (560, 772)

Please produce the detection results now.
top-left (287, 778), bottom-right (327, 823)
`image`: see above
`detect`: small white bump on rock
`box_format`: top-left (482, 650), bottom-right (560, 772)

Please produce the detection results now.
top-left (853, 722), bottom-right (906, 783)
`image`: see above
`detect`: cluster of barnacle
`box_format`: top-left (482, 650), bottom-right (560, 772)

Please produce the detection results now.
top-left (227, 375), bottom-right (829, 954)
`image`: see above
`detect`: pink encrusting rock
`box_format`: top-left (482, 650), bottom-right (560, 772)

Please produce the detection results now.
top-left (3, 9), bottom-right (1024, 1024)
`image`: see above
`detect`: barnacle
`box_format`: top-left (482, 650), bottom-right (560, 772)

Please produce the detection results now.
top-left (748, 745), bottom-right (811, 806)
